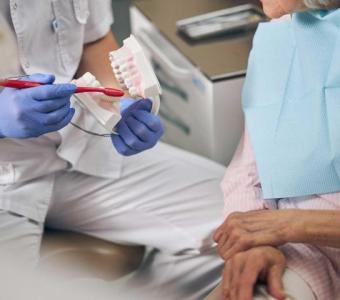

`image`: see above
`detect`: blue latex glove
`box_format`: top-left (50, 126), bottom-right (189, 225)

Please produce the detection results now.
top-left (111, 98), bottom-right (164, 156)
top-left (0, 73), bottom-right (76, 138)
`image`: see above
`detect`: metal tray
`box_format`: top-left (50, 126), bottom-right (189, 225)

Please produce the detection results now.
top-left (176, 4), bottom-right (267, 41)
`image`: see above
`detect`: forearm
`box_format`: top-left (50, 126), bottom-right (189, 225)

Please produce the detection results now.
top-left (76, 31), bottom-right (120, 88)
top-left (293, 210), bottom-right (340, 248)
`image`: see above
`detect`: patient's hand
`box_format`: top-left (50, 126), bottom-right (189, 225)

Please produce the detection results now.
top-left (221, 246), bottom-right (286, 300)
top-left (213, 210), bottom-right (301, 261)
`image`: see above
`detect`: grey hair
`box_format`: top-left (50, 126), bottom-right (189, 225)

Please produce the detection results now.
top-left (303, 0), bottom-right (338, 8)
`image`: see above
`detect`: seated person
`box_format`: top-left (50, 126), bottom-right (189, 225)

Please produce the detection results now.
top-left (212, 0), bottom-right (340, 299)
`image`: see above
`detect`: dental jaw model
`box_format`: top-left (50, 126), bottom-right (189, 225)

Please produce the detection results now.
top-left (109, 35), bottom-right (162, 115)
top-left (73, 72), bottom-right (122, 133)
top-left (73, 35), bottom-right (162, 134)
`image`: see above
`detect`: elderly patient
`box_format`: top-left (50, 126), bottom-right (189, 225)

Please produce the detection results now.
top-left (211, 0), bottom-right (340, 299)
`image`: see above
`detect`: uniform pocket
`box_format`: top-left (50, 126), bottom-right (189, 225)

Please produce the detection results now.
top-left (51, 0), bottom-right (87, 71)
top-left (0, 163), bottom-right (15, 186)
top-left (73, 0), bottom-right (90, 24)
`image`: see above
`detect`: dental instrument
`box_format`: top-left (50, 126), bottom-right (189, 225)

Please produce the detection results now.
top-left (0, 78), bottom-right (125, 97)
top-left (109, 35), bottom-right (162, 114)
top-left (176, 4), bottom-right (267, 41)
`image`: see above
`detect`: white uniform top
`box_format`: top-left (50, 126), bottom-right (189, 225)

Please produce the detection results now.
top-left (0, 0), bottom-right (123, 222)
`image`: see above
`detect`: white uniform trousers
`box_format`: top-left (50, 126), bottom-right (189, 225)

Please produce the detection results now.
top-left (0, 143), bottom-right (225, 300)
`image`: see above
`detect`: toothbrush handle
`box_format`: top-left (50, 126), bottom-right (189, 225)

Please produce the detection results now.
top-left (75, 86), bottom-right (124, 97)
top-left (0, 80), bottom-right (124, 97)
top-left (0, 79), bottom-right (41, 89)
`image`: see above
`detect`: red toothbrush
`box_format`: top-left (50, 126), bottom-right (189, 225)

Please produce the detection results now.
top-left (0, 79), bottom-right (125, 97)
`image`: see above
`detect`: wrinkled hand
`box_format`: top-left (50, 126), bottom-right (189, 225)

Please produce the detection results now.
top-left (0, 73), bottom-right (76, 138)
top-left (111, 98), bottom-right (164, 156)
top-left (214, 210), bottom-right (302, 261)
top-left (222, 246), bottom-right (286, 300)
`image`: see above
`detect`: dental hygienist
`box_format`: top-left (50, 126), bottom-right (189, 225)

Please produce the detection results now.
top-left (0, 1), bottom-right (225, 299)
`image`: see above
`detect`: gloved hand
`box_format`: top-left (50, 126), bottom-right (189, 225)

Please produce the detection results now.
top-left (0, 73), bottom-right (76, 138)
top-left (111, 98), bottom-right (164, 156)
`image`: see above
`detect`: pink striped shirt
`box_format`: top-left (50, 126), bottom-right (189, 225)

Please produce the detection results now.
top-left (221, 128), bottom-right (340, 300)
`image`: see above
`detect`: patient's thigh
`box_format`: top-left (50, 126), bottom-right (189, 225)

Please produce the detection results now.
top-left (0, 209), bottom-right (43, 268)
top-left (254, 269), bottom-right (315, 300)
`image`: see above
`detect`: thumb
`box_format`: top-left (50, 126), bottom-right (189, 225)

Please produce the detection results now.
top-left (24, 73), bottom-right (56, 84)
top-left (121, 98), bottom-right (152, 117)
top-left (120, 98), bottom-right (136, 113)
top-left (132, 99), bottom-right (152, 112)
top-left (266, 265), bottom-right (286, 300)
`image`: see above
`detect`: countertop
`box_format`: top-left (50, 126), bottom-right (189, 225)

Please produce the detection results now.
top-left (133, 0), bottom-right (263, 81)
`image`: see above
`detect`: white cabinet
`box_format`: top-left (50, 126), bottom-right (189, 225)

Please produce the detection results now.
top-left (130, 2), bottom-right (253, 165)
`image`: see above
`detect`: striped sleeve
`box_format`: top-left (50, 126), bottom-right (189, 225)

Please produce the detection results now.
top-left (221, 127), bottom-right (268, 218)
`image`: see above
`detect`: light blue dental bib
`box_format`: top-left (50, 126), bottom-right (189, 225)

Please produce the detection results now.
top-left (243, 10), bottom-right (340, 199)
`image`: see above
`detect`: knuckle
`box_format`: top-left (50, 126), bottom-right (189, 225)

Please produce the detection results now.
top-left (230, 230), bottom-right (240, 241)
top-left (149, 119), bottom-right (159, 129)
top-left (129, 139), bottom-right (140, 149)
top-left (240, 277), bottom-right (253, 286)
top-left (222, 287), bottom-right (230, 297)
top-left (229, 212), bottom-right (241, 221)
top-left (239, 236), bottom-right (250, 247)
top-left (124, 135), bottom-right (134, 147)
top-left (222, 253), bottom-right (230, 261)
top-left (226, 218), bottom-right (238, 229)
top-left (43, 115), bottom-right (55, 125)
top-left (136, 127), bottom-right (148, 139)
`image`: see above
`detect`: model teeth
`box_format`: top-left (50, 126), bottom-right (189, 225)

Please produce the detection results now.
top-left (116, 74), bottom-right (123, 81)
top-left (118, 64), bottom-right (128, 72)
top-left (121, 71), bottom-right (130, 79)
top-left (120, 83), bottom-right (128, 90)
top-left (93, 80), bottom-right (101, 87)
top-left (129, 87), bottom-right (138, 97)
top-left (125, 79), bottom-right (133, 88)
top-left (132, 75), bottom-right (141, 85)
top-left (111, 62), bottom-right (120, 70)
